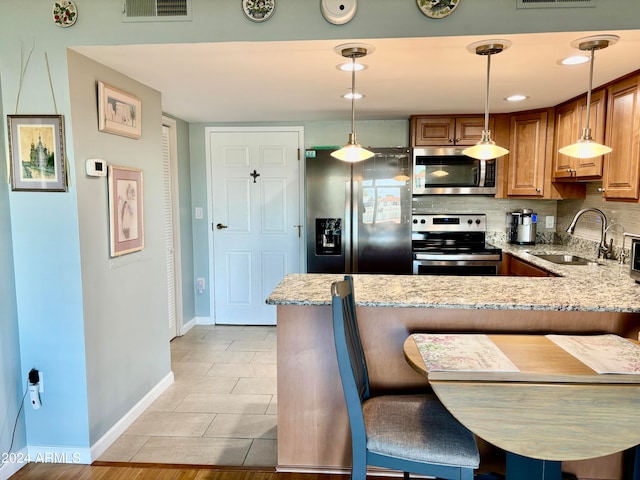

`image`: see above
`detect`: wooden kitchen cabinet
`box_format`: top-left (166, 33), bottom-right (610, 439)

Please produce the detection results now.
top-left (503, 109), bottom-right (585, 199)
top-left (552, 88), bottom-right (607, 181)
top-left (506, 110), bottom-right (548, 197)
top-left (602, 73), bottom-right (640, 201)
top-left (502, 253), bottom-right (556, 277)
top-left (410, 115), bottom-right (492, 146)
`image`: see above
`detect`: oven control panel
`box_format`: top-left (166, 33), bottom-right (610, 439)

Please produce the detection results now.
top-left (412, 214), bottom-right (486, 232)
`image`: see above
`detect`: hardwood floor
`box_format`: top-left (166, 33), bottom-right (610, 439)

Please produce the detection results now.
top-left (10, 463), bottom-right (346, 480)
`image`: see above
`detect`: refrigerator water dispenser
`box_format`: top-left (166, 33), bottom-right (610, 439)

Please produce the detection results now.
top-left (315, 218), bottom-right (342, 255)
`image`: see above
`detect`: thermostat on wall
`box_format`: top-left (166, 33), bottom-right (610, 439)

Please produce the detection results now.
top-left (86, 158), bottom-right (107, 177)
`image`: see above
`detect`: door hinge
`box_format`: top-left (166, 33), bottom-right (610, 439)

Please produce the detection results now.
top-left (297, 148), bottom-right (301, 161)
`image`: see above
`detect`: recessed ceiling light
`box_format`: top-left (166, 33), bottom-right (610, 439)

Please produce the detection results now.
top-left (559, 55), bottom-right (590, 66)
top-left (505, 94), bottom-right (529, 102)
top-left (342, 92), bottom-right (365, 100)
top-left (338, 62), bottom-right (367, 72)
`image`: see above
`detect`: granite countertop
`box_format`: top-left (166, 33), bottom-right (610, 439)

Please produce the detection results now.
top-left (266, 242), bottom-right (640, 313)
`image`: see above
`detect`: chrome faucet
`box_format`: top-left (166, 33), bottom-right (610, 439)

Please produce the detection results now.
top-left (566, 207), bottom-right (610, 258)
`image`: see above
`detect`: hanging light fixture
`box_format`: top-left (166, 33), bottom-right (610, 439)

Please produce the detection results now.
top-left (331, 45), bottom-right (374, 163)
top-left (462, 40), bottom-right (511, 161)
top-left (558, 35), bottom-right (618, 159)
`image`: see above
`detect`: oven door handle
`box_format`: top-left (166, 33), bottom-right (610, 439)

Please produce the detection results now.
top-left (414, 253), bottom-right (502, 261)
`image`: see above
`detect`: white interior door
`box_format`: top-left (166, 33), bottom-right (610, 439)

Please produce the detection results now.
top-left (208, 127), bottom-right (302, 325)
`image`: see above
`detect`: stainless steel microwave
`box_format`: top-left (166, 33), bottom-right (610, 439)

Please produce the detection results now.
top-left (412, 147), bottom-right (497, 195)
top-left (631, 238), bottom-right (640, 283)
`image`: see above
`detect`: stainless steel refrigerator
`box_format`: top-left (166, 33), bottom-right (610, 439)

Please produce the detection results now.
top-left (305, 147), bottom-right (412, 274)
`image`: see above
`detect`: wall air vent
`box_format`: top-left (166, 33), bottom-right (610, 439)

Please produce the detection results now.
top-left (517, 0), bottom-right (595, 8)
top-left (123, 0), bottom-right (191, 22)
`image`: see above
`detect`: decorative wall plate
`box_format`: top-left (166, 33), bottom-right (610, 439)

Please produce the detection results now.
top-left (53, 0), bottom-right (78, 27)
top-left (320, 0), bottom-right (357, 25)
top-left (416, 0), bottom-right (460, 19)
top-left (242, 0), bottom-right (276, 22)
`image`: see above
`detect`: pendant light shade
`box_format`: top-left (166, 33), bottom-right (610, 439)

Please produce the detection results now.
top-left (331, 46), bottom-right (374, 163)
top-left (462, 40), bottom-right (511, 161)
top-left (558, 35), bottom-right (618, 159)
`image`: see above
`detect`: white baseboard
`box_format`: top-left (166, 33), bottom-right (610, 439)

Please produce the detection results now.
top-left (0, 447), bottom-right (28, 480)
top-left (180, 317), bottom-right (196, 335)
top-left (89, 371), bottom-right (174, 461)
top-left (195, 316), bottom-right (213, 325)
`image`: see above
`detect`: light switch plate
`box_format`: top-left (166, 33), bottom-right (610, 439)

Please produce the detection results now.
top-left (545, 216), bottom-right (555, 229)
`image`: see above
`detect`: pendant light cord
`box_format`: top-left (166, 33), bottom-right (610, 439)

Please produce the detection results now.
top-left (350, 55), bottom-right (356, 138)
top-left (584, 47), bottom-right (595, 137)
top-left (484, 52), bottom-right (492, 132)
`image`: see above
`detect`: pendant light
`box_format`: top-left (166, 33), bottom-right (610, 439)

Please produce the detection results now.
top-left (331, 46), bottom-right (374, 163)
top-left (558, 35), bottom-right (618, 159)
top-left (462, 40), bottom-right (511, 161)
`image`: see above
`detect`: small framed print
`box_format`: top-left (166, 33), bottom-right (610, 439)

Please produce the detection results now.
top-left (98, 81), bottom-right (141, 139)
top-left (7, 114), bottom-right (67, 192)
top-left (108, 165), bottom-right (144, 257)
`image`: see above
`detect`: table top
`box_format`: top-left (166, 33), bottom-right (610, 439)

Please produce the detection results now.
top-left (404, 334), bottom-right (640, 384)
top-left (403, 334), bottom-right (640, 461)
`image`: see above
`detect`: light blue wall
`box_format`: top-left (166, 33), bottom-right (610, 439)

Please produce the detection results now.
top-left (67, 50), bottom-right (172, 445)
top-left (7, 41), bottom-right (90, 449)
top-left (0, 75), bottom-right (25, 466)
top-left (1, 0), bottom-right (640, 460)
top-left (169, 115), bottom-right (196, 323)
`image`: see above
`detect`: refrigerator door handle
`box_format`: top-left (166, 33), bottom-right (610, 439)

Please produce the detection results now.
top-left (351, 180), bottom-right (359, 273)
top-left (345, 179), bottom-right (352, 273)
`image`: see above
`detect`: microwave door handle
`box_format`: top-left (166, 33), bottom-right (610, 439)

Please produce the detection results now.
top-left (478, 160), bottom-right (487, 187)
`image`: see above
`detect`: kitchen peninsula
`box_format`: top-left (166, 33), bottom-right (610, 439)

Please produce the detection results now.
top-left (267, 246), bottom-right (640, 479)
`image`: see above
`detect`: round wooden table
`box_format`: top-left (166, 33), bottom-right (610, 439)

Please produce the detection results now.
top-left (404, 334), bottom-right (640, 479)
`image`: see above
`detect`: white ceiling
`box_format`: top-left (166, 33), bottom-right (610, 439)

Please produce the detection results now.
top-left (71, 29), bottom-right (640, 124)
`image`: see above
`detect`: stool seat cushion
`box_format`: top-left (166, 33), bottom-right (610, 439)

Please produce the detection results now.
top-left (363, 394), bottom-right (480, 469)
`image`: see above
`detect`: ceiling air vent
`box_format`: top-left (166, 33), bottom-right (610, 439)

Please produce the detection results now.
top-left (517, 0), bottom-right (596, 8)
top-left (123, 0), bottom-right (191, 21)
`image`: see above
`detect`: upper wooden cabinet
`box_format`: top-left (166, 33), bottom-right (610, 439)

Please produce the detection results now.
top-left (503, 109), bottom-right (585, 200)
top-left (410, 115), bottom-right (493, 146)
top-left (602, 74), bottom-right (640, 201)
top-left (506, 110), bottom-right (549, 197)
top-left (552, 89), bottom-right (607, 181)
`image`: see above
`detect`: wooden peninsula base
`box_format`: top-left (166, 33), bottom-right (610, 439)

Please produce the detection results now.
top-left (277, 304), bottom-right (640, 479)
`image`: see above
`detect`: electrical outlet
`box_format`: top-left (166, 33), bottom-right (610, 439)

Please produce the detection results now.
top-left (545, 216), bottom-right (555, 229)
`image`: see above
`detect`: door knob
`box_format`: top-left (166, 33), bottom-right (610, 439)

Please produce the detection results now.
top-left (216, 223), bottom-right (228, 230)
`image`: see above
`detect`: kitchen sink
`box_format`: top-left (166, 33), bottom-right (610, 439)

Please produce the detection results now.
top-left (531, 253), bottom-right (600, 266)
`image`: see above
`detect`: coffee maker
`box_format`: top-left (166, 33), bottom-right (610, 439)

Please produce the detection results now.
top-left (506, 209), bottom-right (537, 245)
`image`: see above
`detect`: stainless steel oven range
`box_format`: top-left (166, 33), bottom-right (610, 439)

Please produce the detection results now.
top-left (412, 213), bottom-right (502, 275)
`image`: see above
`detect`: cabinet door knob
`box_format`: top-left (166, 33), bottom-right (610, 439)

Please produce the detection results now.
top-left (598, 187), bottom-right (605, 193)
top-left (536, 188), bottom-right (541, 193)
top-left (448, 138), bottom-right (454, 143)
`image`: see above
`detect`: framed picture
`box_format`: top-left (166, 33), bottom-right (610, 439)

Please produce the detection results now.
top-left (108, 165), bottom-right (144, 257)
top-left (7, 114), bottom-right (67, 192)
top-left (97, 81), bottom-right (141, 139)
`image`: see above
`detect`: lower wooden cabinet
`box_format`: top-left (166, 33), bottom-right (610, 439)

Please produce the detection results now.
top-left (502, 253), bottom-right (556, 277)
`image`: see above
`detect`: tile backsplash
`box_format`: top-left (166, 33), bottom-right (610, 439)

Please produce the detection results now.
top-left (412, 182), bottom-right (640, 261)
top-left (558, 183), bottom-right (640, 259)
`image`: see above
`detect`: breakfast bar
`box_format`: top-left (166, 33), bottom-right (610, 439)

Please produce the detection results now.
top-left (267, 249), bottom-right (640, 479)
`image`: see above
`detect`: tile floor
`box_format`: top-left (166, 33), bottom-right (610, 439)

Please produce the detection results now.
top-left (98, 325), bottom-right (277, 466)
